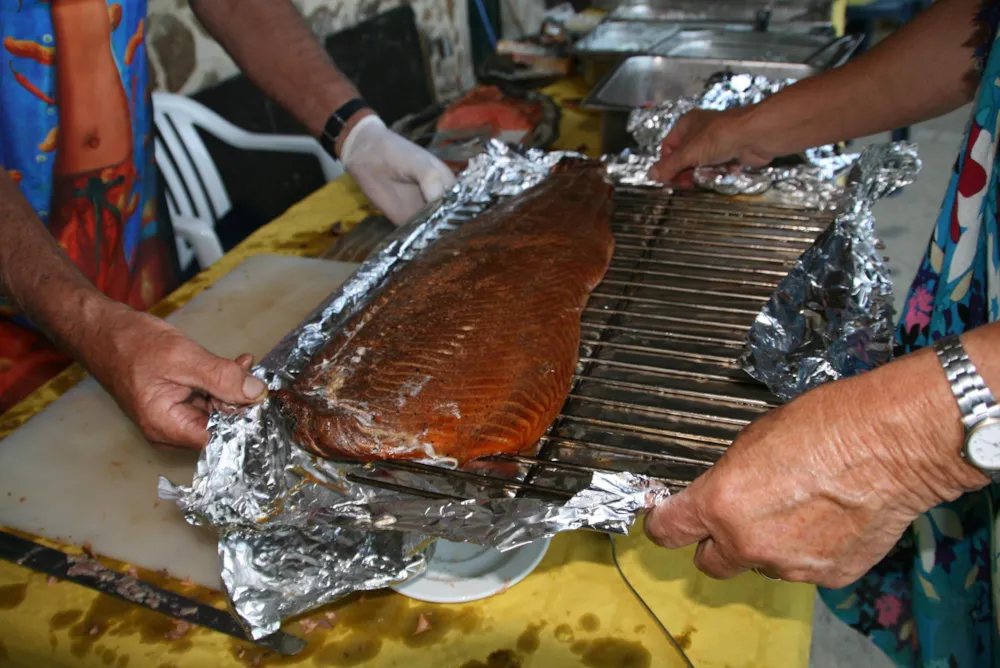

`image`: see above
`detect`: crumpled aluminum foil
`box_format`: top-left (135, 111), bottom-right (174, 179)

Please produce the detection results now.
top-left (609, 72), bottom-right (858, 208)
top-left (160, 139), bottom-right (668, 639)
top-left (739, 142), bottom-right (921, 401)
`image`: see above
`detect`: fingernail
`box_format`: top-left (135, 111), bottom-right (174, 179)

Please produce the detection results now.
top-left (648, 166), bottom-right (660, 182)
top-left (243, 375), bottom-right (267, 401)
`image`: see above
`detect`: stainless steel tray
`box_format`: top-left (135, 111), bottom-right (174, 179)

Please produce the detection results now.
top-left (654, 28), bottom-right (832, 64)
top-left (608, 0), bottom-right (834, 24)
top-left (582, 55), bottom-right (821, 112)
top-left (582, 55), bottom-right (825, 154)
top-left (572, 20), bottom-right (681, 58)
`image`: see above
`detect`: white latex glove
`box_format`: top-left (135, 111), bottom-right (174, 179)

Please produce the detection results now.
top-left (340, 114), bottom-right (457, 225)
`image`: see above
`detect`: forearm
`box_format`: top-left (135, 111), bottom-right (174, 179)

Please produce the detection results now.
top-left (190, 0), bottom-right (371, 150)
top-left (833, 322), bottom-right (1000, 509)
top-left (0, 172), bottom-right (119, 362)
top-left (747, 0), bottom-right (983, 156)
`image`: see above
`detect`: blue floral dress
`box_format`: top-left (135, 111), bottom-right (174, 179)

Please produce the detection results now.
top-left (818, 5), bottom-right (1000, 665)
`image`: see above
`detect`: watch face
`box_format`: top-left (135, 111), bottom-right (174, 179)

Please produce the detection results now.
top-left (967, 420), bottom-right (1000, 470)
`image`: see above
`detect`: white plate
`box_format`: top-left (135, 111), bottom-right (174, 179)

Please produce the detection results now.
top-left (390, 537), bottom-right (551, 604)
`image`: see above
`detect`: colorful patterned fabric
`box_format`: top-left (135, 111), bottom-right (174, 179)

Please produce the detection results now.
top-left (0, 0), bottom-right (178, 411)
top-left (819, 6), bottom-right (1000, 665)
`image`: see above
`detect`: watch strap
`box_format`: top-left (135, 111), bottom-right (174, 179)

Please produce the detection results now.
top-left (933, 335), bottom-right (1000, 429)
top-left (319, 98), bottom-right (370, 159)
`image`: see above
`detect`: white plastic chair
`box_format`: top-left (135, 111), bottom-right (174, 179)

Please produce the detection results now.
top-left (152, 92), bottom-right (344, 272)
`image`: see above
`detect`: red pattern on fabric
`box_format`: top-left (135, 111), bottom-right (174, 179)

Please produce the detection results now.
top-left (48, 160), bottom-right (136, 303)
top-left (0, 321), bottom-right (71, 413)
top-left (952, 123), bottom-right (988, 242)
top-left (0, 161), bottom-right (175, 412)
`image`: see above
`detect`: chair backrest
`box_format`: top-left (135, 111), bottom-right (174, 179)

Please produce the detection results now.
top-left (152, 92), bottom-right (344, 271)
top-left (152, 92), bottom-right (234, 228)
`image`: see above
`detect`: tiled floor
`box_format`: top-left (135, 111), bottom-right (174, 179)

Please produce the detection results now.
top-left (807, 106), bottom-right (971, 668)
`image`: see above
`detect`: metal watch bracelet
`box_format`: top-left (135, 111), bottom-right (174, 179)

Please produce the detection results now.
top-left (933, 335), bottom-right (1000, 431)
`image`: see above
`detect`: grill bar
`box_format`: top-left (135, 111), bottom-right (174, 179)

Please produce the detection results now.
top-left (580, 321), bottom-right (745, 348)
top-left (579, 339), bottom-right (739, 366)
top-left (590, 292), bottom-right (761, 316)
top-left (606, 264), bottom-right (779, 289)
top-left (612, 218), bottom-right (823, 234)
top-left (608, 255), bottom-right (790, 277)
top-left (613, 243), bottom-right (797, 266)
top-left (583, 307), bottom-right (749, 332)
top-left (571, 374), bottom-right (777, 409)
top-left (566, 394), bottom-right (752, 427)
top-left (613, 233), bottom-right (807, 255)
top-left (597, 278), bottom-right (770, 303)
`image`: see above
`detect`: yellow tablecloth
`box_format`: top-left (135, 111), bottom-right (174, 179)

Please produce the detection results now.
top-left (0, 78), bottom-right (815, 668)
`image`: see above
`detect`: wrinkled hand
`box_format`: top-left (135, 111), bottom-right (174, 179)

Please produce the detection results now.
top-left (341, 114), bottom-right (457, 225)
top-left (83, 304), bottom-right (267, 450)
top-left (650, 108), bottom-right (775, 183)
top-left (644, 379), bottom-right (981, 588)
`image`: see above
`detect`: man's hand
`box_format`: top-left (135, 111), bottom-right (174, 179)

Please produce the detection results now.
top-left (82, 303), bottom-right (267, 449)
top-left (650, 108), bottom-right (775, 183)
top-left (340, 115), bottom-right (457, 225)
top-left (644, 360), bottom-right (988, 588)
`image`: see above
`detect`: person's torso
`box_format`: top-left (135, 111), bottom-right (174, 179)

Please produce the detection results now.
top-left (0, 0), bottom-right (177, 325)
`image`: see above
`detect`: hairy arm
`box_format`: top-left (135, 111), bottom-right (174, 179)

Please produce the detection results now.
top-left (644, 318), bottom-right (1000, 587)
top-left (0, 170), bottom-right (264, 446)
top-left (0, 171), bottom-right (118, 364)
top-left (747, 0), bottom-right (984, 156)
top-left (190, 0), bottom-right (457, 226)
top-left (654, 0), bottom-right (988, 179)
top-left (189, 0), bottom-right (372, 154)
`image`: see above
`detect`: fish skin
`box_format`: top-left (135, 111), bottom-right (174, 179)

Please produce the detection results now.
top-left (278, 158), bottom-right (614, 465)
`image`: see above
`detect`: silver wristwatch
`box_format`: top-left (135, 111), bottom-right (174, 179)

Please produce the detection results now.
top-left (933, 335), bottom-right (1000, 480)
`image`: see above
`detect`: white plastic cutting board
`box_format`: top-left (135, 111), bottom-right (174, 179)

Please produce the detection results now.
top-left (0, 254), bottom-right (360, 590)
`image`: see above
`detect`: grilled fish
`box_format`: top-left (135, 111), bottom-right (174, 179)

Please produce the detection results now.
top-left (278, 158), bottom-right (614, 465)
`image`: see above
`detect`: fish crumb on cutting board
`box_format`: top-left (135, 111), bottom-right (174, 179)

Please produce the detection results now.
top-left (278, 158), bottom-right (614, 465)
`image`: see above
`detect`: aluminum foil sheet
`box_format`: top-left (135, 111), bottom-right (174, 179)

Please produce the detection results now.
top-left (739, 142), bottom-right (921, 401)
top-left (160, 140), bottom-right (667, 639)
top-left (613, 72), bottom-right (858, 207)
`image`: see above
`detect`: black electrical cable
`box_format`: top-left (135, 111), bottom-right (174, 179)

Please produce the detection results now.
top-left (609, 535), bottom-right (696, 668)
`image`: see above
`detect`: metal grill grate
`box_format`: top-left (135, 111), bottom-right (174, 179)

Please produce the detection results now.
top-left (343, 188), bottom-right (833, 502)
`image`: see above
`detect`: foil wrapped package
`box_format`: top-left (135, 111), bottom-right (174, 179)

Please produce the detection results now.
top-left (740, 142), bottom-right (921, 401)
top-left (159, 140), bottom-right (666, 639)
top-left (612, 72), bottom-right (858, 207)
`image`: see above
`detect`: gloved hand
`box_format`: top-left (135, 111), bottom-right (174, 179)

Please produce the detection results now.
top-left (340, 115), bottom-right (457, 225)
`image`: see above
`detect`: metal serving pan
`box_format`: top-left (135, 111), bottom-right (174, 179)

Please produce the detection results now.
top-left (654, 28), bottom-right (851, 66)
top-left (608, 0), bottom-right (834, 25)
top-left (582, 53), bottom-right (844, 153)
top-left (572, 19), bottom-right (682, 87)
top-left (572, 19), bottom-right (682, 58)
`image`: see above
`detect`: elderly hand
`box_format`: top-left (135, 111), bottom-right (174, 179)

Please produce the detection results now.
top-left (650, 108), bottom-right (777, 184)
top-left (340, 114), bottom-right (457, 225)
top-left (644, 355), bottom-right (989, 588)
top-left (81, 302), bottom-right (267, 450)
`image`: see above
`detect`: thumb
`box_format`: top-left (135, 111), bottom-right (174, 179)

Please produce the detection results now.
top-left (189, 351), bottom-right (268, 405)
top-left (644, 484), bottom-right (711, 549)
top-left (416, 154), bottom-right (457, 203)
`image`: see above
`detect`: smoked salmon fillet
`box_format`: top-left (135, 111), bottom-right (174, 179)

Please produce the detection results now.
top-left (277, 158), bottom-right (614, 465)
top-left (437, 85), bottom-right (544, 136)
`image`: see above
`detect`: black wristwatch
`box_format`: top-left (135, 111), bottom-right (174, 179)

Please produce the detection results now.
top-left (319, 98), bottom-right (371, 159)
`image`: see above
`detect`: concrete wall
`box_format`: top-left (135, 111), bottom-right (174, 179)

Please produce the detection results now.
top-left (145, 0), bottom-right (475, 100)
